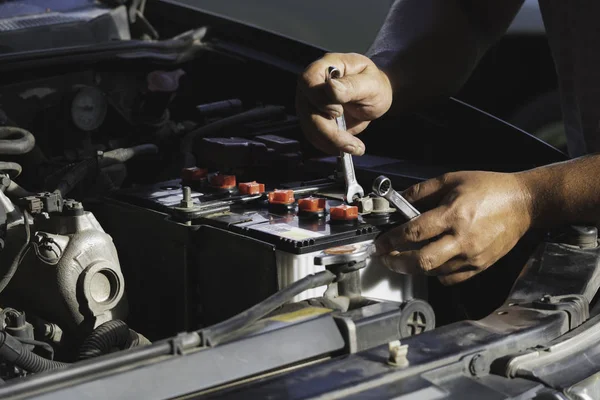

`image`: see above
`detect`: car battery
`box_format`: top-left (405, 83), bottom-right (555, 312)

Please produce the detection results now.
top-left (91, 172), bottom-right (426, 339)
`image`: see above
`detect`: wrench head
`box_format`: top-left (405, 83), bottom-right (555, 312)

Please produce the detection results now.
top-left (327, 66), bottom-right (342, 81)
top-left (372, 175), bottom-right (392, 197)
top-left (345, 184), bottom-right (364, 204)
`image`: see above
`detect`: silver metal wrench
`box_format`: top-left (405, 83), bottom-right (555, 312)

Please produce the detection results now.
top-left (326, 66), bottom-right (364, 203)
top-left (372, 175), bottom-right (420, 220)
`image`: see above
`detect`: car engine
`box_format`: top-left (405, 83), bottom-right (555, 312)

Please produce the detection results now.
top-left (0, 0), bottom-right (570, 391)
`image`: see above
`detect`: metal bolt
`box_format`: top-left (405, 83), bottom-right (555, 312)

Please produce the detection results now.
top-left (179, 186), bottom-right (194, 208)
top-left (406, 311), bottom-right (428, 336)
top-left (355, 197), bottom-right (373, 213)
top-left (387, 340), bottom-right (409, 368)
top-left (468, 353), bottom-right (488, 376)
top-left (540, 295), bottom-right (552, 303)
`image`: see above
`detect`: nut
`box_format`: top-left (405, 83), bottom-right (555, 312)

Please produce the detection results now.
top-left (354, 197), bottom-right (373, 213)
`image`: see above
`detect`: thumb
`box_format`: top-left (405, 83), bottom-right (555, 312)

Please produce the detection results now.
top-left (325, 68), bottom-right (384, 106)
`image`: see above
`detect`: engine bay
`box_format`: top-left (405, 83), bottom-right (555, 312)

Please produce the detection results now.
top-left (0, 42), bottom-right (435, 366)
top-left (1, 2), bottom-right (596, 399)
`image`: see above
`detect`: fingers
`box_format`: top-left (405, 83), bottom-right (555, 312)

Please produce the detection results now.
top-left (438, 269), bottom-right (479, 286)
top-left (295, 92), bottom-right (365, 155)
top-left (380, 235), bottom-right (461, 275)
top-left (323, 68), bottom-right (389, 119)
top-left (375, 206), bottom-right (450, 255)
top-left (402, 174), bottom-right (454, 208)
top-left (296, 52), bottom-right (392, 155)
top-left (298, 53), bottom-right (373, 117)
top-left (379, 239), bottom-right (479, 285)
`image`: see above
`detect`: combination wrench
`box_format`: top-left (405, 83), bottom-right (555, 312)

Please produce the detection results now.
top-left (372, 175), bottom-right (420, 220)
top-left (326, 66), bottom-right (365, 203)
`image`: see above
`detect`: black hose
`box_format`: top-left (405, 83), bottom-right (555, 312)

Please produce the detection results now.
top-left (0, 127), bottom-right (35, 155)
top-left (200, 270), bottom-right (336, 346)
top-left (54, 158), bottom-right (97, 198)
top-left (55, 144), bottom-right (159, 196)
top-left (15, 338), bottom-right (55, 360)
top-left (0, 211), bottom-right (30, 294)
top-left (180, 105), bottom-right (286, 152)
top-left (0, 162), bottom-right (22, 178)
top-left (99, 144), bottom-right (159, 167)
top-left (78, 320), bottom-right (133, 360)
top-left (0, 331), bottom-right (67, 372)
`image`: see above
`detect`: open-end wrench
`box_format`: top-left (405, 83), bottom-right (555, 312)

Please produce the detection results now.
top-left (326, 66), bottom-right (364, 203)
top-left (372, 175), bottom-right (420, 220)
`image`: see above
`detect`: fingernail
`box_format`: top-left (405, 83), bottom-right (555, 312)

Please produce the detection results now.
top-left (342, 144), bottom-right (356, 154)
top-left (355, 144), bottom-right (365, 156)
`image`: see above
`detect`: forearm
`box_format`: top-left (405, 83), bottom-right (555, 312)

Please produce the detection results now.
top-left (366, 0), bottom-right (524, 113)
top-left (517, 154), bottom-right (600, 229)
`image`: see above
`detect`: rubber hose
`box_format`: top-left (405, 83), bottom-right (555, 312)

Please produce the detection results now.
top-left (0, 331), bottom-right (67, 372)
top-left (200, 270), bottom-right (336, 346)
top-left (0, 211), bottom-right (30, 294)
top-left (0, 127), bottom-right (35, 155)
top-left (78, 320), bottom-right (132, 360)
top-left (0, 162), bottom-right (22, 178)
top-left (13, 345), bottom-right (67, 372)
top-left (100, 144), bottom-right (159, 167)
top-left (54, 158), bottom-right (97, 197)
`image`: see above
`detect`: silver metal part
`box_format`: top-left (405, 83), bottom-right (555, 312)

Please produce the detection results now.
top-left (372, 175), bottom-right (420, 220)
top-left (276, 239), bottom-right (422, 304)
top-left (314, 243), bottom-right (375, 267)
top-left (505, 311), bottom-right (600, 379)
top-left (0, 206), bottom-right (127, 337)
top-left (339, 152), bottom-right (364, 203)
top-left (327, 66), bottom-right (364, 203)
top-left (179, 186), bottom-right (193, 208)
top-left (565, 371), bottom-right (600, 400)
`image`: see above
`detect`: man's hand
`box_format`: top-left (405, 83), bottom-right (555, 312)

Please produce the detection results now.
top-left (375, 171), bottom-right (534, 285)
top-left (296, 53), bottom-right (393, 156)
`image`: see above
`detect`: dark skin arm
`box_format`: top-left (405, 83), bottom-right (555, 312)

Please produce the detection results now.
top-left (296, 0), bottom-right (525, 155)
top-left (296, 0), bottom-right (600, 286)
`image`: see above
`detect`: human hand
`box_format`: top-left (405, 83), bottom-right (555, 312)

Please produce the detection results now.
top-left (375, 171), bottom-right (534, 285)
top-left (296, 53), bottom-right (393, 156)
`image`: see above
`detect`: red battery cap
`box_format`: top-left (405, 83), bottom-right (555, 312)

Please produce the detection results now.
top-left (239, 181), bottom-right (265, 195)
top-left (181, 167), bottom-right (208, 181)
top-left (268, 189), bottom-right (295, 205)
top-left (210, 174), bottom-right (236, 189)
top-left (298, 197), bottom-right (326, 212)
top-left (330, 204), bottom-right (359, 221)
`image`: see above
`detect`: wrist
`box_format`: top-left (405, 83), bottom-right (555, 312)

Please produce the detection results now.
top-left (514, 167), bottom-right (562, 229)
